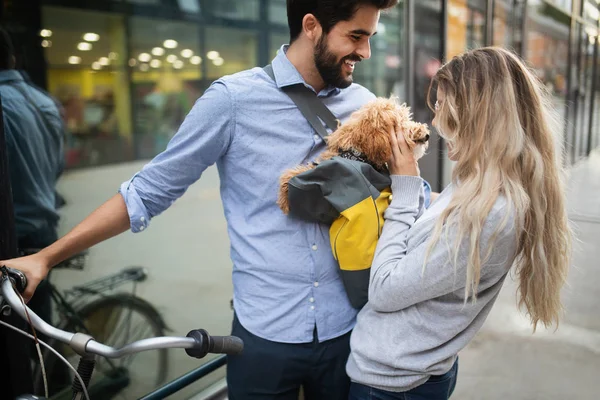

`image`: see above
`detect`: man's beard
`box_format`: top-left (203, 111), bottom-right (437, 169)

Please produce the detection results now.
top-left (314, 35), bottom-right (361, 89)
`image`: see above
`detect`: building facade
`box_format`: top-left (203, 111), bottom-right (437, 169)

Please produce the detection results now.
top-left (3, 0), bottom-right (599, 189)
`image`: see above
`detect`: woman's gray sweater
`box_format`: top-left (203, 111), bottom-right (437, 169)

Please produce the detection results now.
top-left (346, 175), bottom-right (518, 392)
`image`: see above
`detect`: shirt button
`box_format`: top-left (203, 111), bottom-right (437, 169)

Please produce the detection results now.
top-left (141, 217), bottom-right (145, 222)
top-left (313, 134), bottom-right (319, 141)
top-left (314, 282), bottom-right (319, 287)
top-left (311, 244), bottom-right (318, 251)
top-left (309, 297), bottom-right (315, 303)
top-left (139, 225), bottom-right (145, 231)
top-left (310, 306), bottom-right (315, 310)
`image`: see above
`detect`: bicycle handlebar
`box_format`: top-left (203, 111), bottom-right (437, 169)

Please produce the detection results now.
top-left (0, 267), bottom-right (243, 358)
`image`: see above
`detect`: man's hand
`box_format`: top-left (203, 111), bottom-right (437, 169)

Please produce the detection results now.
top-left (388, 126), bottom-right (420, 176)
top-left (0, 253), bottom-right (50, 302)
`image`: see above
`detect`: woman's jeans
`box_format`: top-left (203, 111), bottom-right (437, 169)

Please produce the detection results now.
top-left (348, 359), bottom-right (458, 400)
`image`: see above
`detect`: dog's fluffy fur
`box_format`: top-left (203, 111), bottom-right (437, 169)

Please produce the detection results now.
top-left (278, 97), bottom-right (430, 213)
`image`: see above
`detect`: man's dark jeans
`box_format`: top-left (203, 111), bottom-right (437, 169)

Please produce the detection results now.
top-left (348, 359), bottom-right (458, 400)
top-left (227, 314), bottom-right (351, 400)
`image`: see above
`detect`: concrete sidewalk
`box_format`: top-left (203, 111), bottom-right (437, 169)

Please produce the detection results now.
top-left (452, 149), bottom-right (600, 400)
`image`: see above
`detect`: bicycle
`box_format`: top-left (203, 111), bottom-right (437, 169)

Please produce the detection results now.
top-left (0, 266), bottom-right (243, 400)
top-left (18, 249), bottom-right (169, 400)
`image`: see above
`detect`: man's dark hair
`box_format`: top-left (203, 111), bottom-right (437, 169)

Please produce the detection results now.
top-left (0, 27), bottom-right (15, 70)
top-left (287, 0), bottom-right (398, 43)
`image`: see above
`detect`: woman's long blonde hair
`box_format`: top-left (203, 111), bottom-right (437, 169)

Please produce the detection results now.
top-left (426, 47), bottom-right (572, 330)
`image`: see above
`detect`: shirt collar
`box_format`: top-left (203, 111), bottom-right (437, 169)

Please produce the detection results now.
top-left (270, 45), bottom-right (340, 97)
top-left (0, 70), bottom-right (25, 84)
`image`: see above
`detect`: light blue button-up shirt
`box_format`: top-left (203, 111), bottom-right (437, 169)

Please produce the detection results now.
top-left (120, 46), bottom-right (427, 343)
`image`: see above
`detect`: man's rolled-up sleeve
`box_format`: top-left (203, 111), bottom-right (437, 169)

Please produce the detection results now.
top-left (119, 81), bottom-right (234, 233)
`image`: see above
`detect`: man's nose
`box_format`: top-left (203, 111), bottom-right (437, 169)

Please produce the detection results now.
top-left (357, 40), bottom-right (371, 60)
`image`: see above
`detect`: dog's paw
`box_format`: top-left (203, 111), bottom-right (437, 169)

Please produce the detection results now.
top-left (277, 164), bottom-right (315, 213)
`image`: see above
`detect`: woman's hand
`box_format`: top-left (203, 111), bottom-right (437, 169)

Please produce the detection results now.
top-left (388, 126), bottom-right (420, 176)
top-left (0, 254), bottom-right (50, 303)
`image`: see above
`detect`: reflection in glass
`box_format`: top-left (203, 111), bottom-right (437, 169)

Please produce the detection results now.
top-left (494, 0), bottom-right (515, 48)
top-left (414, 0), bottom-right (443, 189)
top-left (447, 0), bottom-right (486, 59)
top-left (269, 0), bottom-right (287, 24)
top-left (354, 6), bottom-right (405, 100)
top-left (129, 17), bottom-right (203, 158)
top-left (270, 32), bottom-right (289, 60)
top-left (42, 6), bottom-right (131, 168)
top-left (205, 0), bottom-right (260, 21)
top-left (205, 27), bottom-right (257, 79)
top-left (525, 2), bottom-right (570, 155)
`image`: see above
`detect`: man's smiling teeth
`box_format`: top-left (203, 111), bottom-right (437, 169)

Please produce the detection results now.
top-left (345, 60), bottom-right (356, 69)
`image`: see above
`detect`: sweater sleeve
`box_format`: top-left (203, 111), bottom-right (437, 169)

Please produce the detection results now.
top-left (369, 177), bottom-right (515, 312)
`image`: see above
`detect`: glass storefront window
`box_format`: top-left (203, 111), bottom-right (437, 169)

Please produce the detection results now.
top-left (414, 0), bottom-right (444, 189)
top-left (129, 17), bottom-right (202, 159)
top-left (548, 0), bottom-right (572, 14)
top-left (270, 32), bottom-right (289, 59)
top-left (494, 0), bottom-right (515, 49)
top-left (269, 0), bottom-right (287, 24)
top-left (42, 6), bottom-right (131, 169)
top-left (584, 1), bottom-right (600, 25)
top-left (447, 0), bottom-right (486, 59)
top-left (205, 26), bottom-right (258, 79)
top-left (204, 0), bottom-right (260, 21)
top-left (525, 1), bottom-right (570, 156)
top-left (354, 7), bottom-right (405, 99)
top-left (572, 22), bottom-right (596, 161)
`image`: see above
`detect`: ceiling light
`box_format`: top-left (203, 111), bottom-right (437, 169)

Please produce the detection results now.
top-left (173, 60), bottom-right (184, 69)
top-left (190, 56), bottom-right (202, 65)
top-left (138, 53), bottom-right (151, 62)
top-left (99, 57), bottom-right (110, 66)
top-left (129, 58), bottom-right (137, 67)
top-left (68, 56), bottom-right (82, 65)
top-left (140, 64), bottom-right (149, 72)
top-left (152, 47), bottom-right (165, 56)
top-left (41, 40), bottom-right (52, 48)
top-left (109, 52), bottom-right (118, 60)
top-left (166, 54), bottom-right (178, 63)
top-left (212, 57), bottom-right (224, 66)
top-left (164, 40), bottom-right (178, 49)
top-left (207, 51), bottom-right (220, 60)
top-left (180, 49), bottom-right (194, 58)
top-left (40, 29), bottom-right (52, 38)
top-left (150, 59), bottom-right (161, 68)
top-left (92, 62), bottom-right (102, 70)
top-left (77, 42), bottom-right (92, 51)
top-left (83, 33), bottom-right (100, 42)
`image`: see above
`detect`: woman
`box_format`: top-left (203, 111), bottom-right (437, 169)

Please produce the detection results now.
top-left (346, 47), bottom-right (572, 399)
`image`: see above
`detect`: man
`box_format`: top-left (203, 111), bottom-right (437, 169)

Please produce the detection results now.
top-left (1, 1), bottom-right (400, 398)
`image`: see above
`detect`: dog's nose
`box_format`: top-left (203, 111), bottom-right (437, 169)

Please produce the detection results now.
top-left (424, 134), bottom-right (430, 142)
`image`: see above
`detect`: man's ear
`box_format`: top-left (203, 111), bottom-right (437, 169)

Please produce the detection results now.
top-left (302, 13), bottom-right (322, 43)
top-left (9, 55), bottom-right (16, 69)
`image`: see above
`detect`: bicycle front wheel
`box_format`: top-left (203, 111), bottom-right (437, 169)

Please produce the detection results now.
top-left (36, 294), bottom-right (169, 400)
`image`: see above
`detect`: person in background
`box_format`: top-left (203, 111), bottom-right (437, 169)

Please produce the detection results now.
top-left (0, 26), bottom-right (64, 319)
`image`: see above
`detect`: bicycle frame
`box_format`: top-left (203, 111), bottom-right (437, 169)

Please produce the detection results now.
top-left (140, 355), bottom-right (227, 400)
